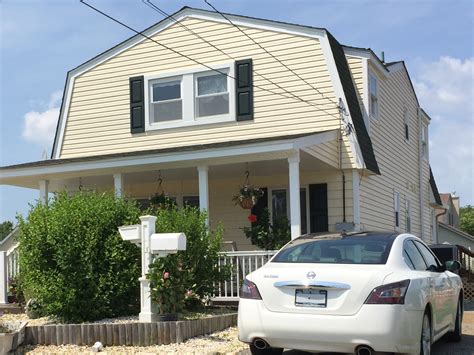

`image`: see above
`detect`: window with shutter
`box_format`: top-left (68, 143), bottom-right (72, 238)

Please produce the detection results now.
top-left (134, 61), bottom-right (253, 131)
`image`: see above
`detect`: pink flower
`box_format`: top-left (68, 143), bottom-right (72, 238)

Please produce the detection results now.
top-left (248, 214), bottom-right (257, 223)
top-left (163, 272), bottom-right (170, 279)
top-left (185, 290), bottom-right (194, 297)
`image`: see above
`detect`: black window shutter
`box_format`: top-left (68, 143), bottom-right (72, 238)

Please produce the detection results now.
top-left (235, 59), bottom-right (254, 121)
top-left (130, 76), bottom-right (145, 133)
top-left (309, 184), bottom-right (328, 233)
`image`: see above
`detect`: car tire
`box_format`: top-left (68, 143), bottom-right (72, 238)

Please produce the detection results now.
top-left (446, 298), bottom-right (463, 342)
top-left (249, 344), bottom-right (284, 355)
top-left (420, 311), bottom-right (431, 355)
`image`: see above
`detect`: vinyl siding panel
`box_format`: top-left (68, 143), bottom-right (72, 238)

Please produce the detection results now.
top-left (359, 66), bottom-right (425, 238)
top-left (60, 17), bottom-right (350, 164)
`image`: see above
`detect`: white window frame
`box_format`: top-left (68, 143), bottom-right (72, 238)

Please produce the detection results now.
top-left (194, 70), bottom-right (231, 121)
top-left (148, 76), bottom-right (184, 124)
top-left (268, 186), bottom-right (310, 233)
top-left (394, 190), bottom-right (400, 231)
top-left (143, 62), bottom-right (235, 131)
top-left (369, 72), bottom-right (379, 120)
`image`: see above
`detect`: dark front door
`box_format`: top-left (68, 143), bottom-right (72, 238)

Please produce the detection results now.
top-left (309, 184), bottom-right (328, 233)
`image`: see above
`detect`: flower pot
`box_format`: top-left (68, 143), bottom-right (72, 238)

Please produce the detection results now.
top-left (156, 313), bottom-right (178, 322)
top-left (239, 197), bottom-right (254, 209)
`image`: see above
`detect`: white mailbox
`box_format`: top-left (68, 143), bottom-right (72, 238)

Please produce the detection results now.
top-left (118, 225), bottom-right (141, 245)
top-left (150, 233), bottom-right (186, 254)
top-left (117, 215), bottom-right (187, 322)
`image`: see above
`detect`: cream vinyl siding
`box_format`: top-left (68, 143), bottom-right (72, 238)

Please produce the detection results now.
top-left (60, 17), bottom-right (351, 165)
top-left (359, 65), bottom-right (424, 238)
top-left (346, 56), bottom-right (365, 109)
top-left (125, 170), bottom-right (352, 251)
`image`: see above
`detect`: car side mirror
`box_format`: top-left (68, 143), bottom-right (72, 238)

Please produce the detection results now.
top-left (445, 260), bottom-right (461, 272)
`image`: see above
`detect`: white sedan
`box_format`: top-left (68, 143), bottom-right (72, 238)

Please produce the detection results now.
top-left (238, 232), bottom-right (463, 355)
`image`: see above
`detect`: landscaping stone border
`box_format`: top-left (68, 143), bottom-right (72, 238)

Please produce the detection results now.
top-left (24, 313), bottom-right (238, 347)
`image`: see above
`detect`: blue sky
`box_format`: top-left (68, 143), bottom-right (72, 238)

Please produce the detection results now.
top-left (1, 0), bottom-right (473, 222)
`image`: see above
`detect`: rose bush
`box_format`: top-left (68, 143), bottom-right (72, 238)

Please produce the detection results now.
top-left (148, 206), bottom-right (229, 312)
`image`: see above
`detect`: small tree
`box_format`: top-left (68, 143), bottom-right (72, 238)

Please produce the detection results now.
top-left (0, 220), bottom-right (14, 241)
top-left (460, 205), bottom-right (474, 236)
top-left (18, 191), bottom-right (141, 322)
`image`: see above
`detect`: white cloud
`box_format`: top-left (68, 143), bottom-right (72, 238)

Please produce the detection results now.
top-left (22, 91), bottom-right (62, 147)
top-left (413, 56), bottom-right (474, 205)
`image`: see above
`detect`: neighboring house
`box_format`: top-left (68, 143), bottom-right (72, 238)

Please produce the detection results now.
top-left (0, 7), bottom-right (443, 250)
top-left (434, 193), bottom-right (473, 250)
top-left (436, 193), bottom-right (460, 227)
top-left (0, 227), bottom-right (20, 281)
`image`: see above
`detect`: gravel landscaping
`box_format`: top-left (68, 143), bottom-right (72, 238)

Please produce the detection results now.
top-left (19, 327), bottom-right (247, 354)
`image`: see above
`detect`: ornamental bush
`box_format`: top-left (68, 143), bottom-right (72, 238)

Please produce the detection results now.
top-left (242, 208), bottom-right (290, 250)
top-left (17, 191), bottom-right (141, 322)
top-left (148, 207), bottom-right (229, 313)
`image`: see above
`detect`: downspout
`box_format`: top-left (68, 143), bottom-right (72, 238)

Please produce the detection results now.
top-left (435, 208), bottom-right (447, 244)
top-left (339, 101), bottom-right (346, 223)
top-left (417, 107), bottom-right (424, 240)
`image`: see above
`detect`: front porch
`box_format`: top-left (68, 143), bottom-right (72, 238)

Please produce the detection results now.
top-left (1, 130), bottom-right (360, 252)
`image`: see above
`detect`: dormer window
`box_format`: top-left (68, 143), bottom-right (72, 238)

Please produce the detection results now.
top-left (129, 60), bottom-right (253, 133)
top-left (195, 72), bottom-right (230, 118)
top-left (369, 73), bottom-right (379, 120)
top-left (150, 79), bottom-right (182, 123)
top-left (143, 63), bottom-right (236, 131)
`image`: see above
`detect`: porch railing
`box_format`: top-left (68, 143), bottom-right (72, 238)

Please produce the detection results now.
top-left (7, 246), bottom-right (20, 280)
top-left (213, 250), bottom-right (277, 301)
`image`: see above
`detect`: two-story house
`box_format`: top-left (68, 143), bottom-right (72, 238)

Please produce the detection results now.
top-left (0, 7), bottom-right (443, 251)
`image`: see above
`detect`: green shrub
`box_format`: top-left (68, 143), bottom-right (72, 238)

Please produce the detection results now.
top-left (243, 208), bottom-right (290, 250)
top-left (148, 207), bottom-right (229, 312)
top-left (17, 191), bottom-right (141, 322)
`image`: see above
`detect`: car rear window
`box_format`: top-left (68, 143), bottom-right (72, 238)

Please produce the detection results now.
top-left (272, 234), bottom-right (395, 264)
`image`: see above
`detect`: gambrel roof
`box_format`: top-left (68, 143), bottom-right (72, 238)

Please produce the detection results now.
top-left (49, 6), bottom-right (379, 173)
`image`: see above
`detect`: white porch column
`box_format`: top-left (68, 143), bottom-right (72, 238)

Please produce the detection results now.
top-left (352, 170), bottom-right (361, 231)
top-left (139, 215), bottom-right (157, 322)
top-left (197, 165), bottom-right (209, 225)
top-left (288, 152), bottom-right (301, 240)
top-left (113, 173), bottom-right (124, 197)
top-left (39, 180), bottom-right (49, 205)
top-left (0, 251), bottom-right (7, 304)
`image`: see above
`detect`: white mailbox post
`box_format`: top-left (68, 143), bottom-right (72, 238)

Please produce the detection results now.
top-left (118, 215), bottom-right (186, 322)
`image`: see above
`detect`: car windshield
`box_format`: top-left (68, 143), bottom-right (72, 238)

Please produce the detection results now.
top-left (272, 233), bottom-right (396, 264)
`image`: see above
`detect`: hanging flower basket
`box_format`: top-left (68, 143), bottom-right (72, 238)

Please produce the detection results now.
top-left (239, 196), bottom-right (255, 209)
top-left (232, 184), bottom-right (264, 210)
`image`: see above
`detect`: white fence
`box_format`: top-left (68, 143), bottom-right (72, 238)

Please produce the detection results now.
top-left (213, 250), bottom-right (277, 301)
top-left (7, 247), bottom-right (20, 280)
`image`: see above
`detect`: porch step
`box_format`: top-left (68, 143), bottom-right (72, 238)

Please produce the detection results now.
top-left (0, 303), bottom-right (24, 314)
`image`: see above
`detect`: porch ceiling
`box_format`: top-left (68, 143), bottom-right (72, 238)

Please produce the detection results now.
top-left (0, 130), bottom-right (338, 190)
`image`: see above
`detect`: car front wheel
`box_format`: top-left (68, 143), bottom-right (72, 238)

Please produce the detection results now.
top-left (446, 298), bottom-right (463, 342)
top-left (420, 312), bottom-right (432, 355)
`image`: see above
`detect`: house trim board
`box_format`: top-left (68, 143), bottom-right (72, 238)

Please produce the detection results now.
top-left (1, 130), bottom-right (338, 182)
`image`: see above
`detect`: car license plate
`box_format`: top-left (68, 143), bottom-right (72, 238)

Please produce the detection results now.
top-left (295, 289), bottom-right (327, 307)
